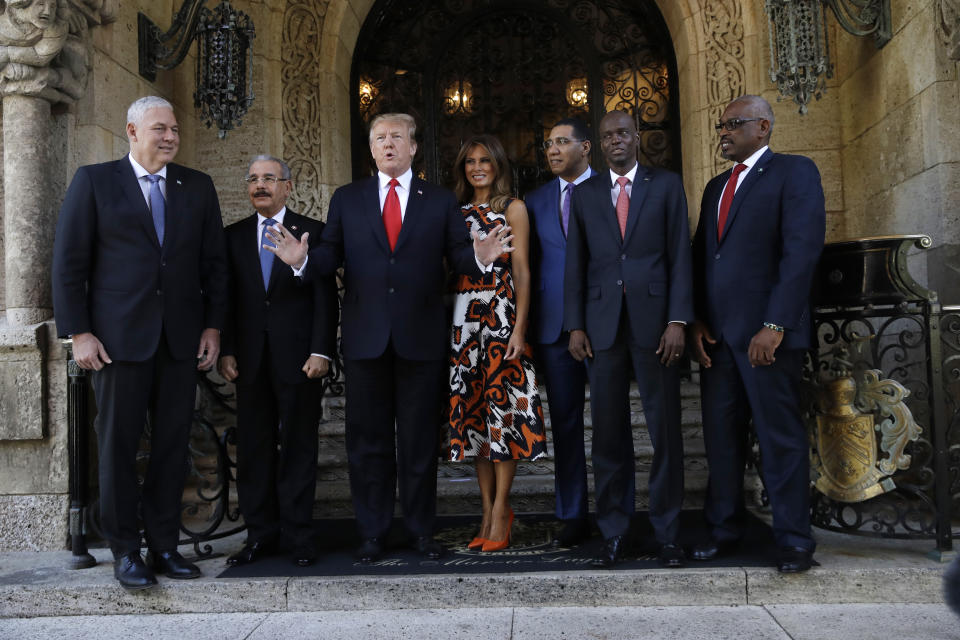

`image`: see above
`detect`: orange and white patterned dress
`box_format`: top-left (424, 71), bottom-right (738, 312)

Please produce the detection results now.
top-left (448, 201), bottom-right (547, 462)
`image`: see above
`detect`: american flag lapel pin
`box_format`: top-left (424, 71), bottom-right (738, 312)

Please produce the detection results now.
top-left (290, 225), bottom-right (298, 231)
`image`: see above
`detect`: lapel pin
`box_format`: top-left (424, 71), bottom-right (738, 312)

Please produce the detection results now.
top-left (643, 176), bottom-right (651, 182)
top-left (176, 179), bottom-right (182, 185)
top-left (417, 189), bottom-right (423, 195)
top-left (757, 168), bottom-right (764, 175)
top-left (291, 225), bottom-right (298, 231)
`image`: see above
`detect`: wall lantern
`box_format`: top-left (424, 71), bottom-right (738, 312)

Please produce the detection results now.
top-left (442, 78), bottom-right (473, 116)
top-left (138, 1), bottom-right (255, 138)
top-left (765, 0), bottom-right (890, 114)
top-left (566, 78), bottom-right (589, 108)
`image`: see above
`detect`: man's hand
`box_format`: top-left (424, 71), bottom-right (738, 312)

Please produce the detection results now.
top-left (264, 222), bottom-right (309, 270)
top-left (473, 223), bottom-right (514, 266)
top-left (657, 322), bottom-right (686, 366)
top-left (689, 320), bottom-right (716, 369)
top-left (197, 328), bottom-right (220, 371)
top-left (72, 332), bottom-right (111, 371)
top-left (218, 355), bottom-right (239, 382)
top-left (748, 326), bottom-right (784, 367)
top-left (568, 329), bottom-right (593, 362)
top-left (302, 355), bottom-right (330, 379)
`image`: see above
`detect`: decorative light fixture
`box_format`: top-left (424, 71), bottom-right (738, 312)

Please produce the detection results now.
top-left (358, 79), bottom-right (378, 113)
top-left (138, 1), bottom-right (255, 138)
top-left (566, 78), bottom-right (588, 108)
top-left (766, 0), bottom-right (890, 114)
top-left (442, 78), bottom-right (473, 116)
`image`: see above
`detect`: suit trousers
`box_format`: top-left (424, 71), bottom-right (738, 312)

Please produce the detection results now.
top-left (588, 306), bottom-right (684, 544)
top-left (91, 334), bottom-right (197, 556)
top-left (344, 345), bottom-right (445, 539)
top-left (700, 340), bottom-right (814, 550)
top-left (534, 338), bottom-right (589, 521)
top-left (235, 342), bottom-right (324, 548)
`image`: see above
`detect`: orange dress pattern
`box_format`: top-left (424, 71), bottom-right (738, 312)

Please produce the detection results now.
top-left (448, 202), bottom-right (547, 462)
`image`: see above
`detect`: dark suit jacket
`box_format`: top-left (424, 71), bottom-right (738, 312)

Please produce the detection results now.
top-left (563, 166), bottom-right (694, 351)
top-left (526, 170), bottom-right (596, 344)
top-left (52, 156), bottom-right (227, 361)
top-left (305, 175), bottom-right (480, 361)
top-left (221, 210), bottom-right (339, 385)
top-left (692, 149), bottom-right (826, 350)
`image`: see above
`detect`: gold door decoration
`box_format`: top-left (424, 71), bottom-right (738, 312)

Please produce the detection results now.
top-left (810, 367), bottom-right (922, 503)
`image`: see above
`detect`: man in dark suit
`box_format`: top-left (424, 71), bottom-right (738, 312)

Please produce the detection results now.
top-left (264, 113), bottom-right (510, 562)
top-left (52, 96), bottom-right (227, 589)
top-left (564, 110), bottom-right (693, 568)
top-left (218, 155), bottom-right (338, 568)
top-left (526, 117), bottom-right (597, 547)
top-left (689, 95), bottom-right (825, 573)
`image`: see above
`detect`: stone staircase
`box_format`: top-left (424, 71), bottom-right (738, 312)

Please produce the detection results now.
top-left (310, 377), bottom-right (762, 518)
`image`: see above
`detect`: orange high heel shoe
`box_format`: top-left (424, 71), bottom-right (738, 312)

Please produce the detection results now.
top-left (467, 536), bottom-right (487, 550)
top-left (482, 509), bottom-right (514, 552)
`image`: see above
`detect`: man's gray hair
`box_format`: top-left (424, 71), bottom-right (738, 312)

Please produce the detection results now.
top-left (368, 113), bottom-right (417, 143)
top-left (126, 96), bottom-right (175, 126)
top-left (248, 154), bottom-right (292, 180)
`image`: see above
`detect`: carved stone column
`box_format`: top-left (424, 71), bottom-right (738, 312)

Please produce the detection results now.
top-left (0, 0), bottom-right (114, 326)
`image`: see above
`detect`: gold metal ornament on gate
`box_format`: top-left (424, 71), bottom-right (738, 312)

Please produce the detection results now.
top-left (811, 369), bottom-right (921, 503)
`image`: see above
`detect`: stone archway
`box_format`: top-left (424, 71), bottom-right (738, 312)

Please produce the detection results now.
top-left (280, 0), bottom-right (747, 219)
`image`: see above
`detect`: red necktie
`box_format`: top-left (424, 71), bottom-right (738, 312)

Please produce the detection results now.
top-left (383, 178), bottom-right (402, 251)
top-left (717, 163), bottom-right (747, 240)
top-left (615, 176), bottom-right (630, 239)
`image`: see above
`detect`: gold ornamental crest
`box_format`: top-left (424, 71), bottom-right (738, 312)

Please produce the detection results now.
top-left (810, 368), bottom-right (922, 503)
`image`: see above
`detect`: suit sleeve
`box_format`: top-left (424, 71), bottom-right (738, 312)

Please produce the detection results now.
top-left (443, 190), bottom-right (483, 278)
top-left (199, 175), bottom-right (228, 331)
top-left (308, 220), bottom-right (340, 357)
top-left (664, 174), bottom-right (694, 324)
top-left (563, 187), bottom-right (587, 332)
top-left (765, 157), bottom-right (826, 330)
top-left (304, 189), bottom-right (347, 281)
top-left (52, 166), bottom-right (96, 338)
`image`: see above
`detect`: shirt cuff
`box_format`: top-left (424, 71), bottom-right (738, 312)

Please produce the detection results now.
top-left (475, 255), bottom-right (494, 272)
top-left (292, 254), bottom-right (308, 277)
top-left (668, 320), bottom-right (687, 326)
top-left (310, 353), bottom-right (331, 360)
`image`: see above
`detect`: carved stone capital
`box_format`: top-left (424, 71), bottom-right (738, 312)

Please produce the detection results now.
top-left (938, 0), bottom-right (960, 60)
top-left (0, 0), bottom-right (116, 104)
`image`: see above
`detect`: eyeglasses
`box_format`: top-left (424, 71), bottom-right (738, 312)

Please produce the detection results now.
top-left (542, 137), bottom-right (583, 150)
top-left (245, 175), bottom-right (289, 185)
top-left (714, 118), bottom-right (761, 132)
top-left (600, 128), bottom-right (636, 143)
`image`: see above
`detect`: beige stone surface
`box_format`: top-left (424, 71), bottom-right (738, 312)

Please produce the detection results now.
top-left (0, 494), bottom-right (68, 551)
top-left (0, 322), bottom-right (46, 440)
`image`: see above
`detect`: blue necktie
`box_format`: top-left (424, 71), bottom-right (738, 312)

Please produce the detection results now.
top-left (145, 174), bottom-right (165, 246)
top-left (260, 218), bottom-right (277, 289)
top-left (561, 182), bottom-right (574, 236)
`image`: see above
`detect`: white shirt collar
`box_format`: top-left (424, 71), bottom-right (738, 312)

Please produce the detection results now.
top-left (609, 163), bottom-right (638, 186)
top-left (128, 153), bottom-right (167, 180)
top-left (378, 168), bottom-right (413, 192)
top-left (559, 166), bottom-right (593, 192)
top-left (737, 145), bottom-right (769, 171)
top-left (257, 206), bottom-right (287, 227)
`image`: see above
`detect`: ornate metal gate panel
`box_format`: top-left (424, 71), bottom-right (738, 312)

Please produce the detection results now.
top-left (805, 236), bottom-right (958, 552)
top-left (352, 0), bottom-right (679, 195)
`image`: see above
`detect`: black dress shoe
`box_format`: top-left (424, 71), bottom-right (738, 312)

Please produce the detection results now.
top-left (413, 536), bottom-right (443, 560)
top-left (777, 546), bottom-right (813, 573)
top-left (292, 544), bottom-right (318, 567)
top-left (591, 535), bottom-right (625, 568)
top-left (226, 540), bottom-right (277, 567)
top-left (114, 552), bottom-right (158, 590)
top-left (659, 542), bottom-right (686, 568)
top-left (691, 538), bottom-right (739, 561)
top-left (356, 537), bottom-right (383, 563)
top-left (147, 550), bottom-right (201, 579)
top-left (552, 519), bottom-right (590, 548)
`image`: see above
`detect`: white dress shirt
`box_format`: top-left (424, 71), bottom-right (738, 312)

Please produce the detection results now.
top-left (558, 165), bottom-right (593, 198)
top-left (128, 154), bottom-right (167, 208)
top-left (608, 163), bottom-right (639, 208)
top-left (716, 145), bottom-right (769, 220)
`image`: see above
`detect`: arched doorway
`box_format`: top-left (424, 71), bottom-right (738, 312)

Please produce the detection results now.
top-left (350, 0), bottom-right (680, 196)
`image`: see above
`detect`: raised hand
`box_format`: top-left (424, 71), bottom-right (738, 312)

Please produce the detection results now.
top-left (264, 223), bottom-right (310, 270)
top-left (473, 223), bottom-right (514, 266)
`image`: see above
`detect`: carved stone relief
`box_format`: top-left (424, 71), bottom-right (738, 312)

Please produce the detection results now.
top-left (701, 0), bottom-right (745, 174)
top-left (937, 0), bottom-right (960, 60)
top-left (282, 0), bottom-right (329, 220)
top-left (0, 0), bottom-right (115, 104)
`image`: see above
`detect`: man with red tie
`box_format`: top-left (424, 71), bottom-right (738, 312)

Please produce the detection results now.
top-left (564, 110), bottom-right (693, 568)
top-left (264, 113), bottom-right (509, 563)
top-left (690, 95), bottom-right (825, 573)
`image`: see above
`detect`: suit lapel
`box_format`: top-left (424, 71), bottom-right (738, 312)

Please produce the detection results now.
top-left (238, 214), bottom-right (266, 293)
top-left (362, 176), bottom-right (391, 254)
top-left (393, 177), bottom-right (425, 253)
top-left (719, 148), bottom-right (773, 245)
top-left (547, 178), bottom-right (563, 243)
top-left (116, 157), bottom-right (161, 250)
top-left (622, 165), bottom-right (650, 245)
top-left (162, 164), bottom-right (183, 256)
top-left (267, 210), bottom-right (303, 293)
top-left (596, 172), bottom-right (624, 246)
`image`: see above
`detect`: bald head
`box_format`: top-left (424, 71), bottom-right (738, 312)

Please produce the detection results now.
top-left (717, 95), bottom-right (775, 162)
